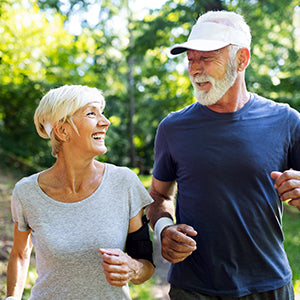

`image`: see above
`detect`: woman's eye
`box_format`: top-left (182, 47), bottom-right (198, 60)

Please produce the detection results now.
top-left (87, 112), bottom-right (96, 116)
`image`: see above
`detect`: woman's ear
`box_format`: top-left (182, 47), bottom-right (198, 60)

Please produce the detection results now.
top-left (53, 122), bottom-right (70, 142)
top-left (236, 48), bottom-right (250, 72)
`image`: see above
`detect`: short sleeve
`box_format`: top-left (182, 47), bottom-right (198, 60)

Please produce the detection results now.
top-left (152, 121), bottom-right (177, 181)
top-left (11, 187), bottom-right (30, 231)
top-left (127, 170), bottom-right (153, 219)
top-left (288, 107), bottom-right (300, 170)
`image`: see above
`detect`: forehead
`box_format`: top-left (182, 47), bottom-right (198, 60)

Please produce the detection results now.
top-left (76, 101), bottom-right (103, 113)
top-left (187, 46), bottom-right (229, 57)
top-left (83, 102), bottom-right (102, 109)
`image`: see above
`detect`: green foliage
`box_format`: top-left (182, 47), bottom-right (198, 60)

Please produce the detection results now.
top-left (128, 0), bottom-right (226, 168)
top-left (0, 78), bottom-right (55, 168)
top-left (22, 265), bottom-right (38, 300)
top-left (0, 0), bottom-right (299, 172)
top-left (226, 0), bottom-right (300, 108)
top-left (0, 0), bottom-right (93, 168)
top-left (129, 278), bottom-right (158, 300)
top-left (137, 174), bottom-right (152, 189)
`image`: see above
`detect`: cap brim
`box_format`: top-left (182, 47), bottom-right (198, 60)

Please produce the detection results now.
top-left (170, 39), bottom-right (230, 55)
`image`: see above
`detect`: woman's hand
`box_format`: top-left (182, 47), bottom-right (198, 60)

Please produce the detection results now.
top-left (99, 248), bottom-right (140, 286)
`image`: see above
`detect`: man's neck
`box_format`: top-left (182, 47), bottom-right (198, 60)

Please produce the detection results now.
top-left (206, 77), bottom-right (249, 113)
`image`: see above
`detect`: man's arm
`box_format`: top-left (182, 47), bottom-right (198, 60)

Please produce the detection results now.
top-left (146, 177), bottom-right (197, 263)
top-left (146, 177), bottom-right (177, 229)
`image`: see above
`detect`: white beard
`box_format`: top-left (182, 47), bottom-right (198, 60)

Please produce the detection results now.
top-left (190, 56), bottom-right (238, 106)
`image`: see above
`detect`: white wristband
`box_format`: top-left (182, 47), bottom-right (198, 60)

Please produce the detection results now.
top-left (6, 297), bottom-right (18, 300)
top-left (154, 217), bottom-right (174, 244)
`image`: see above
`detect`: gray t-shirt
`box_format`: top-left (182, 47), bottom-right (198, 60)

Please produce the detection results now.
top-left (11, 163), bottom-right (153, 300)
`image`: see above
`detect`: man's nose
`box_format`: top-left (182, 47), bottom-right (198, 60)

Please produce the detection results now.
top-left (189, 60), bottom-right (205, 77)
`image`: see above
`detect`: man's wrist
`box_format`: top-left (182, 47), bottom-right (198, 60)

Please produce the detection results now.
top-left (154, 217), bottom-right (174, 244)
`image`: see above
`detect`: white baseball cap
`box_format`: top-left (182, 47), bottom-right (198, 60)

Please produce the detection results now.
top-left (170, 22), bottom-right (251, 55)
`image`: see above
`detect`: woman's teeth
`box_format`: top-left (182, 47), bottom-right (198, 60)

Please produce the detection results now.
top-left (92, 133), bottom-right (104, 140)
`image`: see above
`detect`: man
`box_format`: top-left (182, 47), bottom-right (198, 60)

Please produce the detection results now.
top-left (146, 10), bottom-right (300, 300)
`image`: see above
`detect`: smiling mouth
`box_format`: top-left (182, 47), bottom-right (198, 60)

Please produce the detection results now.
top-left (196, 81), bottom-right (210, 87)
top-left (92, 133), bottom-right (105, 140)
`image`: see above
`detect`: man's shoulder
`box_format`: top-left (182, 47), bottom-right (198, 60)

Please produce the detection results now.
top-left (161, 102), bottom-right (199, 124)
top-left (252, 93), bottom-right (292, 115)
top-left (253, 93), bottom-right (288, 108)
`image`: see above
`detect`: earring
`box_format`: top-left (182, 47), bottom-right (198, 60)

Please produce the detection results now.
top-left (66, 137), bottom-right (70, 141)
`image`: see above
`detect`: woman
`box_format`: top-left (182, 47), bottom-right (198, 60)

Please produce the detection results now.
top-left (6, 85), bottom-right (155, 300)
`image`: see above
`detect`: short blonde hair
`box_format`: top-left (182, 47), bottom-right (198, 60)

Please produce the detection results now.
top-left (34, 84), bottom-right (105, 157)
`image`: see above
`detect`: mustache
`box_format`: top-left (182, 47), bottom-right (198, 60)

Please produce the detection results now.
top-left (191, 74), bottom-right (213, 84)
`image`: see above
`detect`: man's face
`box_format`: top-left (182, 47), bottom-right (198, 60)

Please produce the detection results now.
top-left (188, 46), bottom-right (238, 106)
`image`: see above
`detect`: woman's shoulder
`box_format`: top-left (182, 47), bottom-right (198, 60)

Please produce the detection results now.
top-left (105, 163), bottom-right (138, 181)
top-left (106, 163), bottom-right (136, 175)
top-left (15, 173), bottom-right (39, 190)
top-left (13, 173), bottom-right (40, 200)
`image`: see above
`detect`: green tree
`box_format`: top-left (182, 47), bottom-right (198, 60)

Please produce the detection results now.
top-left (226, 0), bottom-right (300, 108)
top-left (0, 0), bottom-right (107, 168)
top-left (0, 0), bottom-right (299, 173)
top-left (128, 0), bottom-right (225, 169)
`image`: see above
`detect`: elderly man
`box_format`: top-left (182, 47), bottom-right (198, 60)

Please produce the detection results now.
top-left (146, 10), bottom-right (300, 300)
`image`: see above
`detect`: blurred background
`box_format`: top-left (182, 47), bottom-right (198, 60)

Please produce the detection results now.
top-left (0, 0), bottom-right (299, 174)
top-left (0, 0), bottom-right (299, 299)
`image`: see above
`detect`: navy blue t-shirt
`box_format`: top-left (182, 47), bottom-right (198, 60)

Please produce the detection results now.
top-left (153, 93), bottom-right (300, 297)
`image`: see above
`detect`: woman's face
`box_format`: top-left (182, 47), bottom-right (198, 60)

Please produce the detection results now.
top-left (69, 101), bottom-right (110, 157)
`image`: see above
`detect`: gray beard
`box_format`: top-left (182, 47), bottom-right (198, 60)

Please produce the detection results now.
top-left (191, 57), bottom-right (238, 106)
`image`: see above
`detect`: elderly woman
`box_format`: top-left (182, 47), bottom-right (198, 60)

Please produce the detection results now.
top-left (6, 85), bottom-right (155, 300)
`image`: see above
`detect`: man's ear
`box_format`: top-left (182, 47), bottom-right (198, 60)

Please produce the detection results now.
top-left (236, 48), bottom-right (250, 72)
top-left (53, 122), bottom-right (70, 142)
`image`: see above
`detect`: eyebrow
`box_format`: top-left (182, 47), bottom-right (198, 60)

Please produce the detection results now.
top-left (85, 104), bottom-right (103, 111)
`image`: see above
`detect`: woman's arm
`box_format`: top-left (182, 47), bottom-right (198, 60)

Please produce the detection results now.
top-left (99, 209), bottom-right (155, 286)
top-left (127, 209), bottom-right (155, 284)
top-left (6, 222), bottom-right (32, 299)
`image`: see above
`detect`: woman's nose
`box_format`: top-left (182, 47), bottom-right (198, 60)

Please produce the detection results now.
top-left (98, 114), bottom-right (110, 127)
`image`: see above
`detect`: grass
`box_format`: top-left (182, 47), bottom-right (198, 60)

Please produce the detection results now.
top-left (129, 278), bottom-right (159, 300)
top-left (282, 204), bottom-right (300, 295)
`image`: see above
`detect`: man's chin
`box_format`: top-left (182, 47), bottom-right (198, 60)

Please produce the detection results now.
top-left (194, 91), bottom-right (220, 106)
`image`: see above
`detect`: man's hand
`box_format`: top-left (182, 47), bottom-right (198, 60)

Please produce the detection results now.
top-left (161, 224), bottom-right (197, 263)
top-left (99, 248), bottom-right (138, 286)
top-left (271, 170), bottom-right (300, 211)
